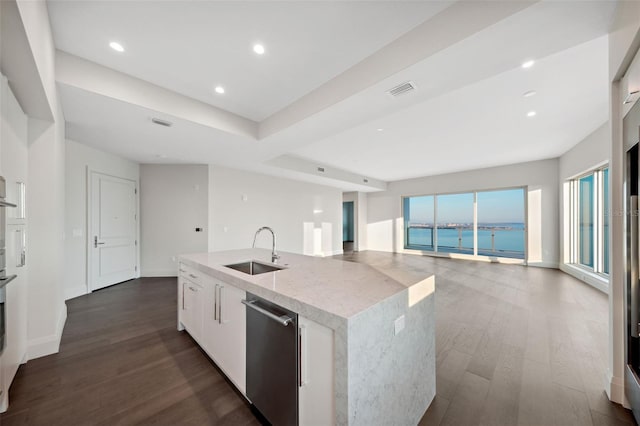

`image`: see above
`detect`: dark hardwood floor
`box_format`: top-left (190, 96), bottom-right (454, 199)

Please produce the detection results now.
top-left (0, 253), bottom-right (636, 425)
top-left (0, 277), bottom-right (259, 426)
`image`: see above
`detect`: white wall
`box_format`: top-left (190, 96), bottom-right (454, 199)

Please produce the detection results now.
top-left (209, 166), bottom-right (342, 256)
top-left (558, 123), bottom-right (610, 291)
top-left (366, 158), bottom-right (559, 267)
top-left (27, 113), bottom-right (65, 359)
top-left (140, 164), bottom-right (207, 276)
top-left (559, 124), bottom-right (610, 180)
top-left (357, 192), bottom-right (368, 251)
top-left (64, 139), bottom-right (139, 299)
top-left (10, 0), bottom-right (67, 360)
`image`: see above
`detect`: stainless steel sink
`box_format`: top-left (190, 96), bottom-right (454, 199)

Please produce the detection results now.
top-left (224, 260), bottom-right (286, 275)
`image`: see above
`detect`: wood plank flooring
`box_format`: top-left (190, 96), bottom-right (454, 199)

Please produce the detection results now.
top-left (0, 277), bottom-right (259, 426)
top-left (0, 252), bottom-right (636, 425)
top-left (338, 251), bottom-right (636, 426)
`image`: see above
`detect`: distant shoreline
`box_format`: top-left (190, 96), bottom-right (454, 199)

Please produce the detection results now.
top-left (408, 223), bottom-right (524, 230)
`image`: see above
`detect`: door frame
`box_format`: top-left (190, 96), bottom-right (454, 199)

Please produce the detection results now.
top-left (342, 194), bottom-right (359, 252)
top-left (86, 167), bottom-right (140, 293)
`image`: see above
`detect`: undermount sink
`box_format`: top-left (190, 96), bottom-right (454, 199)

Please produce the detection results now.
top-left (224, 260), bottom-right (286, 275)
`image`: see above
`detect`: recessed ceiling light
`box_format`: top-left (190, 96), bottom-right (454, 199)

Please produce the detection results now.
top-left (109, 41), bottom-right (125, 52)
top-left (521, 60), bottom-right (535, 69)
top-left (377, 128), bottom-right (384, 132)
top-left (527, 111), bottom-right (537, 117)
top-left (215, 86), bottom-right (225, 94)
top-left (523, 90), bottom-right (537, 98)
top-left (253, 44), bottom-right (265, 55)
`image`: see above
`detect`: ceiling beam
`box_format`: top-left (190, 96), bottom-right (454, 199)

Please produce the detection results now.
top-left (0, 0), bottom-right (53, 121)
top-left (56, 50), bottom-right (259, 140)
top-left (266, 154), bottom-right (387, 191)
top-left (259, 0), bottom-right (539, 139)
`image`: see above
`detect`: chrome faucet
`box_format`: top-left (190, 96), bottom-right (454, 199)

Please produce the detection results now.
top-left (252, 226), bottom-right (280, 263)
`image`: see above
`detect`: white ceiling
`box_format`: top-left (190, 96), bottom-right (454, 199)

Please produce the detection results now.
top-left (48, 0), bottom-right (451, 121)
top-left (293, 35), bottom-right (610, 181)
top-left (48, 0), bottom-right (618, 191)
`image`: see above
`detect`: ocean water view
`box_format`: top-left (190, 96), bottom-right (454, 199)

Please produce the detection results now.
top-left (407, 223), bottom-right (525, 259)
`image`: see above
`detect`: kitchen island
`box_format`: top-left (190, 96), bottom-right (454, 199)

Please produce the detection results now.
top-left (178, 249), bottom-right (435, 425)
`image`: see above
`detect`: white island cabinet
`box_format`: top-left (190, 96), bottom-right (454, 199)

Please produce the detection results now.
top-left (179, 249), bottom-right (436, 426)
top-left (178, 263), bottom-right (246, 393)
top-left (298, 315), bottom-right (335, 425)
top-left (202, 276), bottom-right (246, 394)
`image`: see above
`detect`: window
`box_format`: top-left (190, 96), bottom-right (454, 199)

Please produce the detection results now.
top-left (477, 189), bottom-right (526, 258)
top-left (579, 174), bottom-right (594, 267)
top-left (403, 188), bottom-right (526, 260)
top-left (436, 193), bottom-right (474, 255)
top-left (403, 196), bottom-right (434, 251)
top-left (569, 166), bottom-right (609, 275)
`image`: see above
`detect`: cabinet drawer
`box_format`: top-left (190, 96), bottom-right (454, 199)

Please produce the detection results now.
top-left (179, 263), bottom-right (208, 286)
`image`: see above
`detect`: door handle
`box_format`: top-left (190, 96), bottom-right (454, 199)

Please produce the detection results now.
top-left (241, 299), bottom-right (292, 326)
top-left (94, 236), bottom-right (105, 248)
top-left (218, 285), bottom-right (223, 324)
top-left (631, 196), bottom-right (639, 337)
top-left (299, 324), bottom-right (307, 387)
top-left (182, 283), bottom-right (185, 311)
top-left (214, 284), bottom-right (218, 321)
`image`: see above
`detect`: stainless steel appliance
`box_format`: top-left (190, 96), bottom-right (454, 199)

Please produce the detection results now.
top-left (243, 293), bottom-right (298, 425)
top-left (0, 177), bottom-right (17, 355)
top-left (626, 99), bottom-right (640, 422)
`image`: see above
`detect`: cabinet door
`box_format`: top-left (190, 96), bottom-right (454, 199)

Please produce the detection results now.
top-left (202, 280), bottom-right (223, 362)
top-left (299, 316), bottom-right (335, 426)
top-left (216, 283), bottom-right (246, 394)
top-left (180, 278), bottom-right (203, 342)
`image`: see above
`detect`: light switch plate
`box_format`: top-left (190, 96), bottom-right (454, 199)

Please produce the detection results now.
top-left (394, 315), bottom-right (405, 336)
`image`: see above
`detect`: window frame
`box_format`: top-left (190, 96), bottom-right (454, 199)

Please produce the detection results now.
top-left (568, 166), bottom-right (609, 276)
top-left (401, 186), bottom-right (528, 262)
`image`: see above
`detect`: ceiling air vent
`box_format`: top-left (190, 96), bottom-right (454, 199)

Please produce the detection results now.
top-left (317, 167), bottom-right (325, 173)
top-left (386, 81), bottom-right (416, 97)
top-left (151, 117), bottom-right (173, 127)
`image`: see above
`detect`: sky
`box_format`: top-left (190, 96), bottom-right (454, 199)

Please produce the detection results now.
top-left (407, 189), bottom-right (525, 224)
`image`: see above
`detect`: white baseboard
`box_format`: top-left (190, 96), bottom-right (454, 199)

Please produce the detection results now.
top-left (526, 261), bottom-right (560, 269)
top-left (560, 263), bottom-right (608, 294)
top-left (65, 284), bottom-right (88, 301)
top-left (141, 269), bottom-right (178, 277)
top-left (606, 369), bottom-right (626, 406)
top-left (27, 303), bottom-right (67, 360)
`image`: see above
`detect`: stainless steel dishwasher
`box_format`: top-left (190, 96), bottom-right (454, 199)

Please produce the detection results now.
top-left (242, 293), bottom-right (298, 425)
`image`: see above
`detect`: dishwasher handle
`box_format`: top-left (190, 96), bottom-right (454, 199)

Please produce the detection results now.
top-left (242, 299), bottom-right (293, 326)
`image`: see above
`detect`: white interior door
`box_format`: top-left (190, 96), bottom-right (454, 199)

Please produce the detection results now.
top-left (90, 172), bottom-right (137, 291)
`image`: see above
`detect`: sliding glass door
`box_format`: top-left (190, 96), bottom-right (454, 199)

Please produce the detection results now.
top-left (403, 187), bottom-right (526, 260)
top-left (436, 193), bottom-right (474, 255)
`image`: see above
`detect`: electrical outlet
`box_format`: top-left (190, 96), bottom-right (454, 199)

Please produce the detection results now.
top-left (394, 315), bottom-right (405, 336)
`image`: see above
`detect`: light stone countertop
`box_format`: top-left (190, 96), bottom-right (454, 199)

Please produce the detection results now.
top-left (179, 248), bottom-right (430, 323)
top-left (179, 248), bottom-right (436, 425)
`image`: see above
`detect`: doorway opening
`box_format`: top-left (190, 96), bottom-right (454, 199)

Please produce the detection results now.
top-left (343, 201), bottom-right (354, 254)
